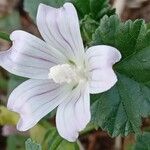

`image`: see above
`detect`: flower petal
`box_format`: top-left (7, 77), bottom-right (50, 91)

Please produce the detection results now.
top-left (86, 45), bottom-right (121, 94)
top-left (0, 30), bottom-right (66, 79)
top-left (36, 3), bottom-right (84, 63)
top-left (7, 79), bottom-right (71, 131)
top-left (56, 84), bottom-right (91, 142)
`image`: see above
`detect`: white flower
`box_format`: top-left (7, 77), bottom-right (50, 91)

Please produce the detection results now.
top-left (0, 3), bottom-right (121, 142)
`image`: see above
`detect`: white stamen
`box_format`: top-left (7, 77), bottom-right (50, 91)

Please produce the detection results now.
top-left (49, 64), bottom-right (82, 84)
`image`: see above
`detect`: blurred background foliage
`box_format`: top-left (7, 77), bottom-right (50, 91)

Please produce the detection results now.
top-left (0, 0), bottom-right (150, 150)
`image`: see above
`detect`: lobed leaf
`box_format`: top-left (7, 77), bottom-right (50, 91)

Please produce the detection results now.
top-left (91, 15), bottom-right (150, 137)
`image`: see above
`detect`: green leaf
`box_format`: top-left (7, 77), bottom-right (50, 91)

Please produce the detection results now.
top-left (72, 0), bottom-right (115, 19)
top-left (25, 139), bottom-right (42, 150)
top-left (71, 0), bottom-right (91, 18)
top-left (91, 15), bottom-right (150, 137)
top-left (0, 32), bottom-right (10, 41)
top-left (42, 127), bottom-right (79, 150)
top-left (134, 132), bottom-right (150, 150)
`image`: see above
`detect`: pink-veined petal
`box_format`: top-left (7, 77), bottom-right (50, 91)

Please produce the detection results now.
top-left (56, 84), bottom-right (91, 142)
top-left (36, 3), bottom-right (84, 63)
top-left (0, 30), bottom-right (66, 79)
top-left (7, 79), bottom-right (71, 131)
top-left (86, 45), bottom-right (121, 94)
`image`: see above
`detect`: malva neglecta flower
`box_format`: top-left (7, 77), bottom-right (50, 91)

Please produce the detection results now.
top-left (0, 3), bottom-right (121, 142)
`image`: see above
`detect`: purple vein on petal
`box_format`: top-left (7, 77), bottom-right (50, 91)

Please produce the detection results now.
top-left (44, 9), bottom-right (69, 59)
top-left (31, 87), bottom-right (63, 114)
top-left (63, 6), bottom-right (79, 55)
top-left (8, 55), bottom-right (48, 70)
top-left (18, 86), bottom-right (60, 112)
top-left (25, 40), bottom-right (61, 60)
top-left (17, 51), bottom-right (57, 65)
top-left (9, 81), bottom-right (55, 109)
top-left (56, 8), bottom-right (76, 57)
top-left (19, 87), bottom-right (69, 127)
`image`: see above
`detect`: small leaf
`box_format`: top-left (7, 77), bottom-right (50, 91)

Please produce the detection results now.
top-left (25, 138), bottom-right (42, 150)
top-left (80, 15), bottom-right (99, 44)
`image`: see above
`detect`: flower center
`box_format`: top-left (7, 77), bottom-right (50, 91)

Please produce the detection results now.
top-left (49, 63), bottom-right (85, 85)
